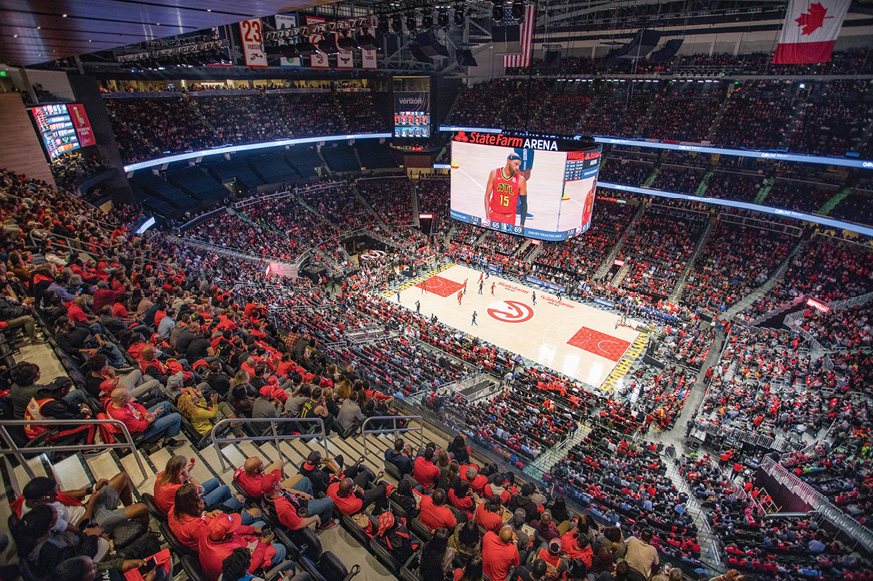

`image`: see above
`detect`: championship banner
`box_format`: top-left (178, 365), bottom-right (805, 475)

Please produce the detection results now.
top-left (240, 19), bottom-right (268, 67)
top-left (275, 14), bottom-right (301, 67)
top-left (773, 0), bottom-right (850, 64)
top-left (67, 104), bottom-right (95, 147)
top-left (337, 50), bottom-right (354, 69)
top-left (308, 16), bottom-right (329, 68)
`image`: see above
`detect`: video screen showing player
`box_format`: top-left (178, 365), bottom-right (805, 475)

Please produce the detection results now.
top-left (450, 138), bottom-right (601, 240)
top-left (484, 152), bottom-right (528, 227)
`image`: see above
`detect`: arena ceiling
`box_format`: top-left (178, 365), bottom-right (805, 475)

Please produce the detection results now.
top-left (0, 0), bottom-right (344, 67)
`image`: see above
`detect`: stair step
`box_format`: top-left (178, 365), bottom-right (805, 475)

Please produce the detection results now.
top-left (13, 454), bottom-right (50, 490)
top-left (53, 453), bottom-right (91, 491)
top-left (118, 450), bottom-right (156, 488)
top-left (85, 450), bottom-right (123, 482)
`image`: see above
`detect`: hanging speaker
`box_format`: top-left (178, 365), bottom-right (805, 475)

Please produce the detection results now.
top-left (410, 44), bottom-right (431, 62)
top-left (416, 30), bottom-right (448, 58)
top-left (456, 49), bottom-right (477, 67)
top-left (357, 32), bottom-right (379, 50)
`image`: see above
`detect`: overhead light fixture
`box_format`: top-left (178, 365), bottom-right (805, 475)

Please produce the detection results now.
top-left (295, 40), bottom-right (317, 55)
top-left (406, 14), bottom-right (417, 31)
top-left (318, 33), bottom-right (339, 54)
top-left (454, 9), bottom-right (465, 26)
top-left (279, 44), bottom-right (300, 59)
top-left (357, 31), bottom-right (379, 51)
top-left (392, 16), bottom-right (403, 33)
top-left (492, 3), bottom-right (504, 20)
top-left (422, 11), bottom-right (433, 28)
top-left (337, 34), bottom-right (359, 50)
top-left (511, 1), bottom-right (524, 19)
top-left (438, 10), bottom-right (449, 28)
top-left (62, 13), bottom-right (68, 17)
top-left (378, 16), bottom-right (390, 34)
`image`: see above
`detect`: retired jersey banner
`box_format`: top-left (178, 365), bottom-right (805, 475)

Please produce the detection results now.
top-left (337, 50), bottom-right (354, 69)
top-left (240, 19), bottom-right (267, 67)
top-left (275, 14), bottom-right (301, 67)
top-left (308, 16), bottom-right (329, 68)
top-left (362, 26), bottom-right (377, 69)
top-left (773, 0), bottom-right (850, 64)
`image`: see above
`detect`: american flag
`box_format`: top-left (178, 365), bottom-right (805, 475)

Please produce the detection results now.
top-left (503, 4), bottom-right (536, 68)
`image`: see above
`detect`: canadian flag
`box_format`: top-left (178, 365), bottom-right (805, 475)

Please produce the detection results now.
top-left (773, 0), bottom-right (850, 64)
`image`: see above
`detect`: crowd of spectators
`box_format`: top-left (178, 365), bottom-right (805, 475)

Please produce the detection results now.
top-left (3, 159), bottom-right (873, 581)
top-left (50, 152), bottom-right (110, 194)
top-left (682, 222), bottom-right (794, 311)
top-left (104, 92), bottom-right (387, 163)
top-left (709, 81), bottom-right (797, 150)
top-left (744, 234), bottom-right (873, 317)
top-left (618, 206), bottom-right (707, 297)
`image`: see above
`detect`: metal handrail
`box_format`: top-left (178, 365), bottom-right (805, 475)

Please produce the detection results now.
top-left (361, 415), bottom-right (423, 460)
top-left (210, 416), bottom-right (327, 472)
top-left (0, 418), bottom-right (148, 486)
top-left (760, 455), bottom-right (873, 552)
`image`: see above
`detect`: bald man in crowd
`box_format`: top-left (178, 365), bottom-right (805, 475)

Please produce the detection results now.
top-left (104, 386), bottom-right (182, 453)
top-left (482, 525), bottom-right (520, 581)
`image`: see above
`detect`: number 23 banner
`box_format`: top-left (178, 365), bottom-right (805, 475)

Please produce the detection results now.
top-left (240, 19), bottom-right (268, 67)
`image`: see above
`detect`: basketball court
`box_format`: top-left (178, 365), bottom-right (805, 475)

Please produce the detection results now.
top-left (390, 264), bottom-right (644, 392)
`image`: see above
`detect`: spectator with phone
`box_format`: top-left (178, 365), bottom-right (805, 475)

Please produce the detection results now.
top-left (197, 513), bottom-right (286, 581)
top-left (53, 553), bottom-right (170, 581)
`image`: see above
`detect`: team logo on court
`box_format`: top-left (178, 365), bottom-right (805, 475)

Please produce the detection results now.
top-left (487, 300), bottom-right (534, 323)
top-left (361, 250), bottom-right (386, 261)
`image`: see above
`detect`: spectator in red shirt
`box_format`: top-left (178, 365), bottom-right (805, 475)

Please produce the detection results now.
top-left (475, 497), bottom-right (505, 534)
top-left (448, 481), bottom-right (476, 520)
top-left (92, 280), bottom-right (126, 312)
top-left (197, 512), bottom-right (285, 581)
top-left (168, 483), bottom-right (264, 550)
top-left (482, 526), bottom-right (520, 581)
top-left (414, 447), bottom-right (441, 490)
top-left (105, 387), bottom-right (183, 454)
top-left (153, 455), bottom-right (242, 515)
top-left (417, 488), bottom-right (457, 531)
top-left (233, 456), bottom-right (316, 500)
top-left (326, 476), bottom-right (387, 516)
top-left (261, 471), bottom-right (336, 531)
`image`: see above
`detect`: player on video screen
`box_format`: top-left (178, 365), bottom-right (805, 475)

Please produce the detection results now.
top-left (514, 148), bottom-right (534, 225)
top-left (485, 153), bottom-right (527, 227)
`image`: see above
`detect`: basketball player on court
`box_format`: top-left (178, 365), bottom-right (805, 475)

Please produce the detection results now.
top-left (484, 153), bottom-right (527, 229)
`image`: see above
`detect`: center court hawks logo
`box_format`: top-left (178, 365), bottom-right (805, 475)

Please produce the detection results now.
top-left (487, 300), bottom-right (534, 323)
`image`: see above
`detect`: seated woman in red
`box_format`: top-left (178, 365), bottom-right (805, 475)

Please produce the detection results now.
top-left (168, 483), bottom-right (264, 550)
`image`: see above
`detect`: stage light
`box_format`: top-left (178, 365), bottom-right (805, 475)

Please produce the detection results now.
top-left (406, 14), bottom-right (417, 31)
top-left (438, 10), bottom-right (449, 28)
top-left (492, 3), bottom-right (505, 21)
top-left (511, 1), bottom-right (524, 19)
top-left (378, 16), bottom-right (390, 34)
top-left (392, 16), bottom-right (403, 33)
top-left (454, 9), bottom-right (465, 26)
top-left (422, 11), bottom-right (433, 29)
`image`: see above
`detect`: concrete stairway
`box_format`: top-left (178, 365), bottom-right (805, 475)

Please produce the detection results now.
top-left (669, 219), bottom-right (715, 304)
top-left (722, 235), bottom-right (808, 321)
top-left (595, 202), bottom-right (647, 279)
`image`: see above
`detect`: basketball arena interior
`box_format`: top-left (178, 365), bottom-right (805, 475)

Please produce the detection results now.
top-left (0, 1), bottom-right (872, 580)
